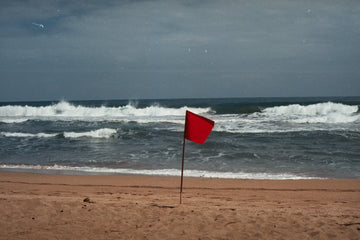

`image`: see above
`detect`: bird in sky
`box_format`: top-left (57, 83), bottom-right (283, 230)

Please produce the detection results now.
top-left (32, 22), bottom-right (44, 29)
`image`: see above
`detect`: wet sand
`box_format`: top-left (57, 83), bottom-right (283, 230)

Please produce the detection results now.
top-left (0, 171), bottom-right (359, 239)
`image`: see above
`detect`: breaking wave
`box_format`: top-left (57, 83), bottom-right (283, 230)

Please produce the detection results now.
top-left (1, 101), bottom-right (359, 135)
top-left (0, 132), bottom-right (57, 138)
top-left (213, 102), bottom-right (359, 133)
top-left (0, 118), bottom-right (29, 124)
top-left (0, 128), bottom-right (117, 139)
top-left (261, 102), bottom-right (359, 124)
top-left (63, 128), bottom-right (117, 139)
top-left (0, 101), bottom-right (211, 122)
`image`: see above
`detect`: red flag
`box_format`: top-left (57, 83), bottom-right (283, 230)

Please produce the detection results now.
top-left (184, 110), bottom-right (214, 144)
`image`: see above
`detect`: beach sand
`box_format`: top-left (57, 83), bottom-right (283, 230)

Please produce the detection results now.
top-left (0, 172), bottom-right (359, 240)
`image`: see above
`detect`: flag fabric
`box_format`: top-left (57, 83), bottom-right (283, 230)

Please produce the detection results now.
top-left (184, 110), bottom-right (214, 144)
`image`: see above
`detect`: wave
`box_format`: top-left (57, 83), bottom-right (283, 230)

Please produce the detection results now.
top-left (211, 102), bottom-right (358, 134)
top-left (63, 128), bottom-right (117, 139)
top-left (0, 164), bottom-right (320, 179)
top-left (0, 118), bottom-right (29, 124)
top-left (0, 128), bottom-right (117, 139)
top-left (211, 102), bottom-right (359, 134)
top-left (261, 102), bottom-right (359, 124)
top-left (0, 101), bottom-right (212, 122)
top-left (0, 132), bottom-right (57, 138)
top-left (263, 102), bottom-right (359, 123)
top-left (1, 101), bottom-right (359, 135)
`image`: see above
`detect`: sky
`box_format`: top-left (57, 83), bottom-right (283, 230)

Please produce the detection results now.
top-left (0, 0), bottom-right (359, 102)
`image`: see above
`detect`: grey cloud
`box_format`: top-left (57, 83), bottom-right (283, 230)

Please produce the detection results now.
top-left (0, 0), bottom-right (359, 101)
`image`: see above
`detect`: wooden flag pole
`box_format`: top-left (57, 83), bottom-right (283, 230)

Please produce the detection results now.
top-left (180, 133), bottom-right (186, 204)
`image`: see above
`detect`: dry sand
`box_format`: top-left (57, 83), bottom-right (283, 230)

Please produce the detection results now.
top-left (0, 171), bottom-right (359, 240)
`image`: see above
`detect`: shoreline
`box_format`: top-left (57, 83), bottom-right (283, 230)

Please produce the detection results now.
top-left (0, 165), bottom-right (328, 179)
top-left (1, 171), bottom-right (359, 239)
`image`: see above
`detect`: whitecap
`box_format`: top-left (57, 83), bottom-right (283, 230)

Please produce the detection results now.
top-left (0, 101), bottom-right (212, 123)
top-left (0, 132), bottom-right (57, 138)
top-left (63, 128), bottom-right (117, 139)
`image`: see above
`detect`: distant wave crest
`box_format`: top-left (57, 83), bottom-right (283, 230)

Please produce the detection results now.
top-left (0, 118), bottom-right (29, 124)
top-left (0, 101), bottom-right (212, 122)
top-left (0, 132), bottom-right (57, 138)
top-left (1, 128), bottom-right (117, 139)
top-left (1, 101), bottom-right (359, 134)
top-left (215, 102), bottom-right (359, 133)
top-left (262, 102), bottom-right (359, 124)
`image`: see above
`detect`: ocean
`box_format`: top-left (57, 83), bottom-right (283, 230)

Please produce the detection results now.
top-left (1, 97), bottom-right (359, 179)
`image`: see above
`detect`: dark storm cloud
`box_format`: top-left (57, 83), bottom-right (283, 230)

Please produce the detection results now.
top-left (0, 0), bottom-right (359, 101)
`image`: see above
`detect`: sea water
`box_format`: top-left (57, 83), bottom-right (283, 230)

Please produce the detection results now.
top-left (1, 97), bottom-right (359, 179)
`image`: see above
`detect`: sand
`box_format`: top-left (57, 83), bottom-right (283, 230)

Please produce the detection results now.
top-left (0, 171), bottom-right (359, 240)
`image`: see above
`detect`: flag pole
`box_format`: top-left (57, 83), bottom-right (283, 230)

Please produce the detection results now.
top-left (179, 110), bottom-right (214, 204)
top-left (180, 129), bottom-right (186, 204)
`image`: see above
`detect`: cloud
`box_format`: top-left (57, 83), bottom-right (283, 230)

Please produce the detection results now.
top-left (0, 0), bottom-right (359, 101)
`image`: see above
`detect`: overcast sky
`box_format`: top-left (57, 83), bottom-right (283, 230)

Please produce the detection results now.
top-left (0, 0), bottom-right (359, 101)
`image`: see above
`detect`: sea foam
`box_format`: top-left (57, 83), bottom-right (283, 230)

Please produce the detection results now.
top-left (262, 102), bottom-right (359, 123)
top-left (0, 118), bottom-right (29, 124)
top-left (213, 102), bottom-right (359, 134)
top-left (0, 128), bottom-right (117, 139)
top-left (0, 164), bottom-right (320, 179)
top-left (0, 132), bottom-right (57, 138)
top-left (63, 128), bottom-right (117, 139)
top-left (0, 101), bottom-right (212, 122)
top-left (1, 101), bottom-right (358, 135)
